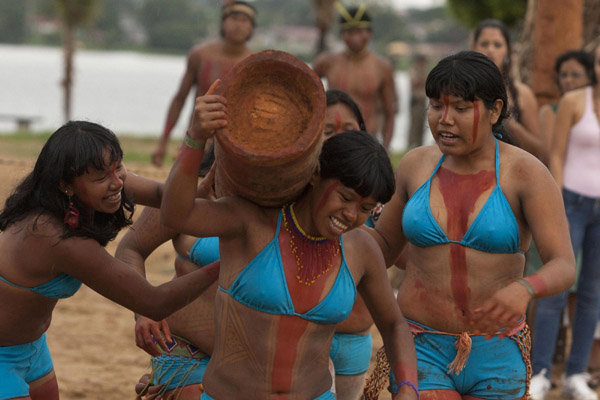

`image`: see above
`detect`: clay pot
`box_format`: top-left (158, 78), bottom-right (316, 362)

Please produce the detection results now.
top-left (214, 50), bottom-right (325, 207)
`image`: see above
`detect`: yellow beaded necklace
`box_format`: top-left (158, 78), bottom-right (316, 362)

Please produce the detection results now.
top-left (282, 203), bottom-right (341, 286)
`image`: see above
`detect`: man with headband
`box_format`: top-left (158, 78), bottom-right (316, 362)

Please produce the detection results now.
top-left (313, 3), bottom-right (397, 151)
top-left (151, 1), bottom-right (255, 166)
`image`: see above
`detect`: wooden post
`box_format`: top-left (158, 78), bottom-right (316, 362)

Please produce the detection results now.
top-left (530, 0), bottom-right (584, 106)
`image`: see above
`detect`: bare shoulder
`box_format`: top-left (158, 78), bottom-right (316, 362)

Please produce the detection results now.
top-left (514, 81), bottom-right (535, 99)
top-left (562, 86), bottom-right (587, 105)
top-left (514, 81), bottom-right (538, 106)
top-left (500, 142), bottom-right (552, 187)
top-left (312, 51), bottom-right (337, 72)
top-left (191, 41), bottom-right (220, 57)
top-left (396, 145), bottom-right (442, 192)
top-left (397, 145), bottom-right (441, 174)
top-left (373, 52), bottom-right (394, 71)
top-left (342, 228), bottom-right (382, 260)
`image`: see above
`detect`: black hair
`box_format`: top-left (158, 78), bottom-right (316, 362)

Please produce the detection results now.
top-left (326, 89), bottom-right (367, 132)
top-left (473, 19), bottom-right (521, 124)
top-left (319, 130), bottom-right (394, 204)
top-left (339, 6), bottom-right (372, 31)
top-left (425, 50), bottom-right (513, 144)
top-left (0, 121), bottom-right (134, 246)
top-left (220, 1), bottom-right (256, 39)
top-left (554, 50), bottom-right (596, 85)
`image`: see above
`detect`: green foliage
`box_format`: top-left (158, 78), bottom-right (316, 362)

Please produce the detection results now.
top-left (252, 0), bottom-right (314, 27)
top-left (140, 0), bottom-right (206, 51)
top-left (0, 1), bottom-right (27, 43)
top-left (369, 4), bottom-right (410, 44)
top-left (446, 0), bottom-right (527, 29)
top-left (55, 0), bottom-right (100, 28)
top-left (93, 0), bottom-right (139, 48)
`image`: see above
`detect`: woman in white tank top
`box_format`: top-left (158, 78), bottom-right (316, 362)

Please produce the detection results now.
top-left (530, 45), bottom-right (600, 400)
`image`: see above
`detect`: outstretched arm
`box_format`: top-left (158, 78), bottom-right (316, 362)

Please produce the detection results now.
top-left (356, 232), bottom-right (418, 399)
top-left (152, 48), bottom-right (200, 166)
top-left (115, 206), bottom-right (180, 354)
top-left (469, 156), bottom-right (575, 337)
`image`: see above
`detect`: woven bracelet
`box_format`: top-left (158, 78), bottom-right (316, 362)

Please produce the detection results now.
top-left (397, 381), bottom-right (420, 399)
top-left (184, 134), bottom-right (205, 150)
top-left (516, 278), bottom-right (535, 298)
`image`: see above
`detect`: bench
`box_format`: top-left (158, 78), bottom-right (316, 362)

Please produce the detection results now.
top-left (0, 114), bottom-right (42, 132)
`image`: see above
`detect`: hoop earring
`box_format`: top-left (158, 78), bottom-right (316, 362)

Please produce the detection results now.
top-left (64, 194), bottom-right (80, 229)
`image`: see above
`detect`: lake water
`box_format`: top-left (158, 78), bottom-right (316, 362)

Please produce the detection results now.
top-left (0, 44), bottom-right (423, 152)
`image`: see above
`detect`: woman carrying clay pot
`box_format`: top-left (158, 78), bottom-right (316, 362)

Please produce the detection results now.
top-left (160, 80), bottom-right (418, 400)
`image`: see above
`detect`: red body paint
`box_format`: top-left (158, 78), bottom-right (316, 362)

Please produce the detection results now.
top-left (270, 224), bottom-right (342, 395)
top-left (178, 146), bottom-right (203, 176)
top-left (270, 315), bottom-right (309, 394)
top-left (437, 167), bottom-right (495, 318)
top-left (393, 362), bottom-right (418, 389)
top-left (316, 181), bottom-right (339, 214)
top-left (524, 275), bottom-right (547, 297)
top-left (335, 111), bottom-right (342, 133)
top-left (472, 100), bottom-right (479, 142)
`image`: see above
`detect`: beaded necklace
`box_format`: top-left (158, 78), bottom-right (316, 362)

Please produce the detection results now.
top-left (281, 203), bottom-right (341, 286)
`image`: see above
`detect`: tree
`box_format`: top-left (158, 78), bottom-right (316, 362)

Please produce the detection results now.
top-left (0, 1), bottom-right (27, 44)
top-left (55, 0), bottom-right (100, 122)
top-left (140, 0), bottom-right (205, 51)
top-left (446, 0), bottom-right (527, 28)
top-left (311, 0), bottom-right (335, 55)
top-left (529, 0), bottom-right (583, 106)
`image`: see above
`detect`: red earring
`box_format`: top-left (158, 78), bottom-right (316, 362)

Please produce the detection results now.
top-left (64, 194), bottom-right (80, 229)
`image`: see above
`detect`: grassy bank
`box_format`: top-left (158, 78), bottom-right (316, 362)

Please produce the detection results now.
top-left (0, 130), bottom-right (405, 169)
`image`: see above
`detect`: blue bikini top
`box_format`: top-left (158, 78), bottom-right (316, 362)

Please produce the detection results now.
top-left (402, 139), bottom-right (523, 254)
top-left (189, 236), bottom-right (220, 267)
top-left (219, 210), bottom-right (356, 325)
top-left (0, 272), bottom-right (82, 299)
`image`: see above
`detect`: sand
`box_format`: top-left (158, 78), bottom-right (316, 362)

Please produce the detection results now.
top-left (0, 153), bottom-right (578, 399)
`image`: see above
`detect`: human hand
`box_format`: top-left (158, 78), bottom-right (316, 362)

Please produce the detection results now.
top-left (135, 316), bottom-right (173, 357)
top-left (188, 79), bottom-right (227, 142)
top-left (469, 281), bottom-right (530, 339)
top-left (151, 145), bottom-right (166, 167)
top-left (135, 373), bottom-right (165, 399)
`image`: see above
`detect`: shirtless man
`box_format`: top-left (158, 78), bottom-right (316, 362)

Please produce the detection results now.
top-left (151, 1), bottom-right (255, 166)
top-left (313, 4), bottom-right (397, 150)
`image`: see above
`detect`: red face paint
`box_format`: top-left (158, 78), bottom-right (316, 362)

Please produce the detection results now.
top-left (472, 99), bottom-right (479, 143)
top-left (316, 181), bottom-right (339, 214)
top-left (441, 95), bottom-right (450, 122)
top-left (437, 167), bottom-right (495, 318)
top-left (335, 111), bottom-right (342, 133)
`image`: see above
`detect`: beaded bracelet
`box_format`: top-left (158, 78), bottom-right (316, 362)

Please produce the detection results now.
top-left (397, 381), bottom-right (420, 399)
top-left (184, 134), bottom-right (206, 150)
top-left (516, 278), bottom-right (535, 299)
